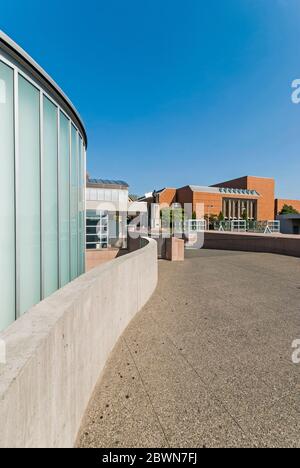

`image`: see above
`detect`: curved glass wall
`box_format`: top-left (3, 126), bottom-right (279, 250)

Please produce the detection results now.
top-left (0, 60), bottom-right (15, 331)
top-left (0, 45), bottom-right (86, 331)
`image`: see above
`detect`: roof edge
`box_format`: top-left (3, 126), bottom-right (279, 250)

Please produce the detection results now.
top-left (0, 29), bottom-right (87, 147)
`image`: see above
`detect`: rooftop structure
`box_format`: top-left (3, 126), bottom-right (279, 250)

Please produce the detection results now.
top-left (188, 185), bottom-right (260, 196)
top-left (87, 178), bottom-right (129, 189)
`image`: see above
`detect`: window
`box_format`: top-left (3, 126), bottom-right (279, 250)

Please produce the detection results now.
top-left (86, 210), bottom-right (109, 249)
top-left (78, 138), bottom-right (85, 274)
top-left (43, 96), bottom-right (58, 296)
top-left (59, 112), bottom-right (70, 287)
top-left (18, 75), bottom-right (41, 316)
top-left (0, 61), bottom-right (15, 329)
top-left (70, 125), bottom-right (79, 280)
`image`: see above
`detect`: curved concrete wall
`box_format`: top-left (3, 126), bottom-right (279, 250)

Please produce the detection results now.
top-left (203, 231), bottom-right (300, 258)
top-left (0, 238), bottom-right (157, 448)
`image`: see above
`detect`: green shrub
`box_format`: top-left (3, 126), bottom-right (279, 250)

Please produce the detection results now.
top-left (279, 204), bottom-right (299, 215)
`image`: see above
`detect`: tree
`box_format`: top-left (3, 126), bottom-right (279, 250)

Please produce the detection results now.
top-left (204, 213), bottom-right (218, 229)
top-left (241, 209), bottom-right (248, 221)
top-left (279, 204), bottom-right (299, 215)
top-left (161, 207), bottom-right (185, 232)
top-left (218, 211), bottom-right (224, 221)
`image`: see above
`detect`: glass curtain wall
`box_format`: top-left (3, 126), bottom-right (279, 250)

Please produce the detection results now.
top-left (0, 61), bottom-right (15, 330)
top-left (18, 75), bottom-right (41, 315)
top-left (43, 96), bottom-right (58, 297)
top-left (0, 54), bottom-right (86, 332)
top-left (78, 138), bottom-right (85, 274)
top-left (59, 112), bottom-right (71, 287)
top-left (70, 125), bottom-right (79, 280)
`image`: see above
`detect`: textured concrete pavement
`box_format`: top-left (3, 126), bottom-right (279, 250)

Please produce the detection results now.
top-left (77, 250), bottom-right (300, 448)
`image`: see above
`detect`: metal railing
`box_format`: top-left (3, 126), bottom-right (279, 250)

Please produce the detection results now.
top-left (230, 220), bottom-right (247, 232)
top-left (214, 220), bottom-right (280, 234)
top-left (247, 220), bottom-right (280, 234)
top-left (185, 219), bottom-right (207, 232)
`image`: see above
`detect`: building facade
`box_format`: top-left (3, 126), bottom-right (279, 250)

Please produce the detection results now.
top-left (211, 176), bottom-right (275, 220)
top-left (277, 214), bottom-right (300, 235)
top-left (177, 185), bottom-right (260, 220)
top-left (86, 179), bottom-right (129, 249)
top-left (141, 176), bottom-right (300, 224)
top-left (0, 31), bottom-right (86, 331)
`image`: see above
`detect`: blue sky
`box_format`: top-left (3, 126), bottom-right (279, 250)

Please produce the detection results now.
top-left (1, 0), bottom-right (300, 197)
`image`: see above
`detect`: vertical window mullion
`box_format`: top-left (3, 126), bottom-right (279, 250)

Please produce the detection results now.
top-left (40, 91), bottom-right (44, 299)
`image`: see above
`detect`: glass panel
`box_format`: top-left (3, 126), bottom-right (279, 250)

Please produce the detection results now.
top-left (78, 138), bottom-right (85, 275)
top-left (59, 112), bottom-right (70, 287)
top-left (97, 189), bottom-right (104, 201)
top-left (70, 125), bottom-right (78, 280)
top-left (0, 61), bottom-right (15, 330)
top-left (43, 96), bottom-right (58, 296)
top-left (18, 75), bottom-right (41, 315)
top-left (104, 189), bottom-right (112, 202)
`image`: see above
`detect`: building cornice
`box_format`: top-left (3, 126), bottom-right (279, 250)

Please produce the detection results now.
top-left (0, 30), bottom-right (87, 147)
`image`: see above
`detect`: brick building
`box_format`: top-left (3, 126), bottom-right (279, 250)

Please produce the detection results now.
top-left (140, 176), bottom-right (300, 221)
top-left (275, 199), bottom-right (300, 216)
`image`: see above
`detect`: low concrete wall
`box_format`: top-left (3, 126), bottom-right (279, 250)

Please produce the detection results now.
top-left (203, 231), bottom-right (300, 258)
top-left (0, 238), bottom-right (158, 448)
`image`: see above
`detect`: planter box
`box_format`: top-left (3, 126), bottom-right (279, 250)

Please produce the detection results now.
top-left (165, 237), bottom-right (185, 261)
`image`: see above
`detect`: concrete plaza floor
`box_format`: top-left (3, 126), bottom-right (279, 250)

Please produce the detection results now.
top-left (77, 249), bottom-right (300, 448)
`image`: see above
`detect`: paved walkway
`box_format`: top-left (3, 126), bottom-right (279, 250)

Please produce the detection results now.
top-left (77, 250), bottom-right (300, 448)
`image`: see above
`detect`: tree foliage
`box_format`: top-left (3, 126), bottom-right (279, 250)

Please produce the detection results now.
top-left (279, 204), bottom-right (299, 215)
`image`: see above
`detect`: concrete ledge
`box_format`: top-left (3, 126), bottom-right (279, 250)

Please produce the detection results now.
top-left (0, 238), bottom-right (158, 448)
top-left (203, 231), bottom-right (300, 258)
